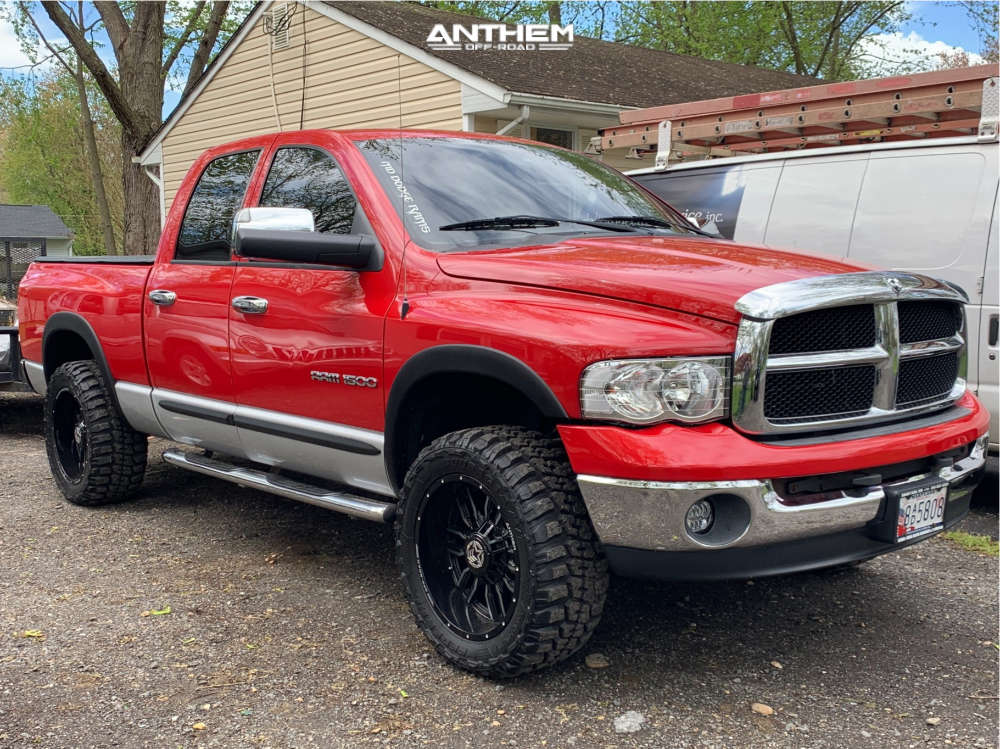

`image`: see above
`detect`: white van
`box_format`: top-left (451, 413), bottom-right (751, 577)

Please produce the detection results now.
top-left (628, 136), bottom-right (999, 451)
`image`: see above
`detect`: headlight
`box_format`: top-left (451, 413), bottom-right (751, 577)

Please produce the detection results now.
top-left (580, 357), bottom-right (730, 425)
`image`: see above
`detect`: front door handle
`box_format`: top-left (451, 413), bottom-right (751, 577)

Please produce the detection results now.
top-left (232, 296), bottom-right (268, 315)
top-left (148, 289), bottom-right (177, 306)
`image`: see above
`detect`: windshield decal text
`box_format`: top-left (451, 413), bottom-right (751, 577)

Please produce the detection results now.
top-left (380, 161), bottom-right (431, 234)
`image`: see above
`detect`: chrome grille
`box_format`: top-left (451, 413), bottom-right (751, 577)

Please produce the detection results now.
top-left (898, 300), bottom-right (962, 343)
top-left (897, 353), bottom-right (959, 407)
top-left (732, 272), bottom-right (967, 435)
top-left (764, 365), bottom-right (876, 421)
top-left (769, 304), bottom-right (876, 354)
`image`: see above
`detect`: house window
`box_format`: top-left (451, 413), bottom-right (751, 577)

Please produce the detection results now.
top-left (531, 127), bottom-right (575, 150)
top-left (268, 3), bottom-right (292, 51)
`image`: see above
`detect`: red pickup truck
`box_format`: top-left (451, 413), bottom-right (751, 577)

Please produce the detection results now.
top-left (16, 129), bottom-right (988, 677)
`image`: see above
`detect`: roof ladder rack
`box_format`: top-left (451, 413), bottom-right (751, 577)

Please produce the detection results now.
top-left (593, 65), bottom-right (999, 170)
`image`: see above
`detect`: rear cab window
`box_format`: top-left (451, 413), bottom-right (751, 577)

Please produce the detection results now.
top-left (176, 150), bottom-right (260, 261)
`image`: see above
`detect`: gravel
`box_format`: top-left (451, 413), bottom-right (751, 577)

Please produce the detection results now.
top-left (1, 392), bottom-right (997, 748)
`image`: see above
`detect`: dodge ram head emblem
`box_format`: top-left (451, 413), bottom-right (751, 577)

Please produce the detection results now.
top-left (886, 277), bottom-right (904, 295)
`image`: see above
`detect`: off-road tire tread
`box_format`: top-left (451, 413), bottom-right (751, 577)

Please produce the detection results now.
top-left (396, 426), bottom-right (608, 678)
top-left (45, 361), bottom-right (147, 506)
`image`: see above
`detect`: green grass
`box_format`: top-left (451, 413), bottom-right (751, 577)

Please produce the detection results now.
top-left (941, 530), bottom-right (999, 557)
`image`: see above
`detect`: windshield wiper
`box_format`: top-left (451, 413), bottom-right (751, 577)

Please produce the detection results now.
top-left (439, 215), bottom-right (635, 232)
top-left (593, 215), bottom-right (717, 237)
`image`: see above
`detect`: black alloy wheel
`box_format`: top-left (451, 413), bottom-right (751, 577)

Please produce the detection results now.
top-left (416, 474), bottom-right (521, 641)
top-left (396, 426), bottom-right (608, 677)
top-left (44, 361), bottom-right (147, 505)
top-left (52, 386), bottom-right (89, 482)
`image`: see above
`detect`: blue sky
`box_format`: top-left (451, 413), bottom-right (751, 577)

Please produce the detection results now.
top-left (905, 1), bottom-right (982, 50)
top-left (1, 1), bottom-right (994, 119)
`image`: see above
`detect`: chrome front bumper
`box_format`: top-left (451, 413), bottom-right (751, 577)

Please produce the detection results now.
top-left (577, 435), bottom-right (988, 552)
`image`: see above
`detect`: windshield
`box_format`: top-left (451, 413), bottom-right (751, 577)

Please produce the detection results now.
top-left (354, 136), bottom-right (698, 252)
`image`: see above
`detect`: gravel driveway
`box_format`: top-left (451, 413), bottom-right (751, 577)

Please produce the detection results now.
top-left (1, 392), bottom-right (997, 748)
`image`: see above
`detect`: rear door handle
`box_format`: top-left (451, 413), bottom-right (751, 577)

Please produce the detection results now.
top-left (232, 296), bottom-right (268, 315)
top-left (989, 314), bottom-right (998, 347)
top-left (148, 289), bottom-right (177, 306)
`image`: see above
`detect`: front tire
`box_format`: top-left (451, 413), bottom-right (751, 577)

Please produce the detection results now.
top-left (44, 361), bottom-right (147, 505)
top-left (396, 427), bottom-right (608, 677)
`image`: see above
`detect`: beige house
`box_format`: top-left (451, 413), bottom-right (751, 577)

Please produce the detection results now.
top-left (138, 0), bottom-right (816, 222)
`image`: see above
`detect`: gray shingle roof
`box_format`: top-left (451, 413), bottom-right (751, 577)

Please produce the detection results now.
top-left (0, 205), bottom-right (72, 239)
top-left (326, 1), bottom-right (822, 108)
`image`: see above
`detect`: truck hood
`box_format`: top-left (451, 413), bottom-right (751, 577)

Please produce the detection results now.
top-left (436, 236), bottom-right (865, 324)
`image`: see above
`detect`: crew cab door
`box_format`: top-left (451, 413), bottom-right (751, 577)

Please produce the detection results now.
top-left (227, 140), bottom-right (395, 494)
top-left (145, 145), bottom-right (266, 451)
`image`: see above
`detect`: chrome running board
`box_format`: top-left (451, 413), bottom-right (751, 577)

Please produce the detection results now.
top-left (162, 448), bottom-right (395, 523)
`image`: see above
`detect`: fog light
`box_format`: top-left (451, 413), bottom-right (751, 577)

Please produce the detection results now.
top-left (685, 499), bottom-right (714, 535)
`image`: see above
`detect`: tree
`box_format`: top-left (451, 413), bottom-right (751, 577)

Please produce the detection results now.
top-left (960, 0), bottom-right (999, 64)
top-left (10, 1), bottom-right (119, 253)
top-left (0, 72), bottom-right (124, 255)
top-left (615, 1), bottom-right (909, 80)
top-left (33, 1), bottom-right (244, 254)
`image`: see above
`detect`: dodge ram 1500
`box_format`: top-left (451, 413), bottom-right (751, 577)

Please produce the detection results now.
top-left (17, 129), bottom-right (988, 676)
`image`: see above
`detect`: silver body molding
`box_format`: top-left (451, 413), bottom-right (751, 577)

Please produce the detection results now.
top-left (115, 382), bottom-right (169, 437)
top-left (732, 271), bottom-right (970, 435)
top-left (577, 435), bottom-right (987, 552)
top-left (112, 383), bottom-right (394, 498)
top-left (22, 360), bottom-right (46, 396)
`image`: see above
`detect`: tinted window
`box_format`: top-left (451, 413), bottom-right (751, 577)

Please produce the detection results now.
top-left (355, 137), bottom-right (698, 252)
top-left (636, 167), bottom-right (745, 240)
top-left (260, 147), bottom-right (356, 234)
top-left (177, 150), bottom-right (259, 260)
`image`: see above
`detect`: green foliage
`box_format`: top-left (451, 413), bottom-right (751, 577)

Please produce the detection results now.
top-left (616, 1), bottom-right (909, 80)
top-left (0, 72), bottom-right (123, 255)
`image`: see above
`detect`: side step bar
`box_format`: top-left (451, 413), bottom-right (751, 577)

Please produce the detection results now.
top-left (162, 448), bottom-right (395, 523)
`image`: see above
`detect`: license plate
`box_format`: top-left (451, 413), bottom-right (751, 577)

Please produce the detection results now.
top-left (896, 483), bottom-right (947, 541)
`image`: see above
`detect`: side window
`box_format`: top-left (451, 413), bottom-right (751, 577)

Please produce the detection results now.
top-left (177, 150), bottom-right (260, 260)
top-left (260, 147), bottom-right (357, 234)
top-left (636, 167), bottom-right (745, 239)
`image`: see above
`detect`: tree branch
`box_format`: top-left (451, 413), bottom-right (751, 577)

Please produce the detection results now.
top-left (162, 0), bottom-right (206, 77)
top-left (811, 1), bottom-right (851, 77)
top-left (779, 2), bottom-right (805, 74)
top-left (41, 0), bottom-right (138, 130)
top-left (19, 2), bottom-right (74, 77)
top-left (835, 1), bottom-right (904, 77)
top-left (181, 1), bottom-right (229, 99)
top-left (92, 0), bottom-right (128, 62)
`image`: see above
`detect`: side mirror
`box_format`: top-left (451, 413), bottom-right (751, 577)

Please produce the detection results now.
top-left (235, 228), bottom-right (376, 269)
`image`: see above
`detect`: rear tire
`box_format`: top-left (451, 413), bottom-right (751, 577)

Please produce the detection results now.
top-left (44, 361), bottom-right (147, 506)
top-left (395, 426), bottom-right (608, 677)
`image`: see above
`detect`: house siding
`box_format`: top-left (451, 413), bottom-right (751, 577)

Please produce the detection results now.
top-left (161, 3), bottom-right (463, 211)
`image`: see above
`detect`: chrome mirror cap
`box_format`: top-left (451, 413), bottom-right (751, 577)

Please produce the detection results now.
top-left (231, 207), bottom-right (315, 245)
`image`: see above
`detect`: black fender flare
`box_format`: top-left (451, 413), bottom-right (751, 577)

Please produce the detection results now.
top-left (384, 345), bottom-right (569, 492)
top-left (42, 312), bottom-right (117, 396)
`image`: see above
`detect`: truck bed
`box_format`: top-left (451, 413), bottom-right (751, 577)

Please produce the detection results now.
top-left (17, 258), bottom-right (155, 385)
